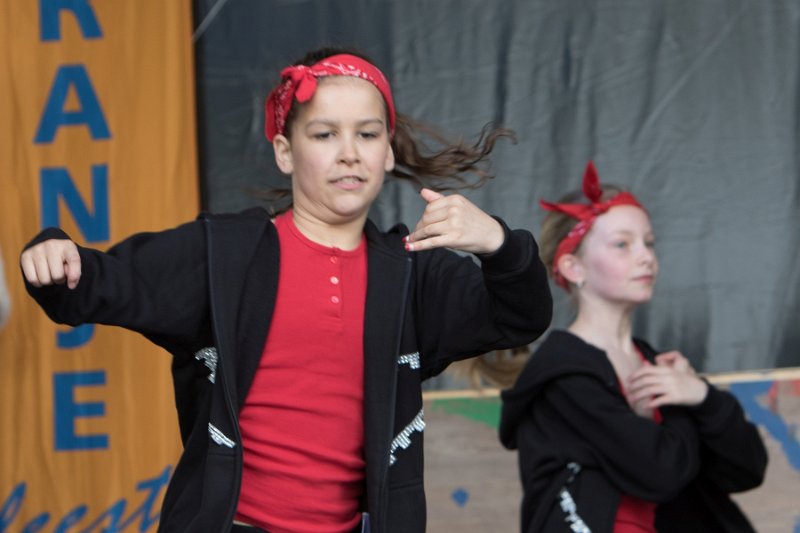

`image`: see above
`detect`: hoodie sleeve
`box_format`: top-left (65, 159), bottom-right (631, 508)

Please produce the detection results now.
top-left (22, 221), bottom-right (211, 349)
top-left (415, 217), bottom-right (553, 378)
top-left (687, 383), bottom-right (768, 493)
top-left (543, 373), bottom-right (702, 502)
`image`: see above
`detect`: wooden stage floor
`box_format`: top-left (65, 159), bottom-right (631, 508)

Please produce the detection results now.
top-left (423, 370), bottom-right (800, 532)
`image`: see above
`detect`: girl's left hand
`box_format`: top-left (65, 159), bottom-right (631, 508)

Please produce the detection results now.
top-left (626, 351), bottom-right (709, 408)
top-left (404, 188), bottom-right (505, 254)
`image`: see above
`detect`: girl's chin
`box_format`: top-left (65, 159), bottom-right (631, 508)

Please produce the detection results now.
top-left (327, 203), bottom-right (371, 220)
top-left (329, 195), bottom-right (379, 215)
top-left (612, 290), bottom-right (654, 306)
top-left (632, 291), bottom-right (655, 304)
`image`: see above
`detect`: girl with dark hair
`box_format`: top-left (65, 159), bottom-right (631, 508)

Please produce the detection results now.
top-left (259, 47), bottom-right (514, 210)
top-left (499, 161), bottom-right (767, 533)
top-left (20, 47), bottom-right (552, 533)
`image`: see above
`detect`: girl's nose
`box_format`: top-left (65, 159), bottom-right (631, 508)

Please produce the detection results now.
top-left (638, 242), bottom-right (656, 265)
top-left (338, 135), bottom-right (360, 165)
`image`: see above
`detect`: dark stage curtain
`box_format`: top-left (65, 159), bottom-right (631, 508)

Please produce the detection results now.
top-left (193, 0), bottom-right (800, 374)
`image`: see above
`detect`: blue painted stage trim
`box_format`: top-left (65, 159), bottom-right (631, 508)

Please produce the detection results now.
top-left (730, 381), bottom-right (800, 471)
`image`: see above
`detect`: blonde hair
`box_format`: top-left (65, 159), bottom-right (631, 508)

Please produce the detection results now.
top-left (539, 184), bottom-right (627, 283)
top-left (448, 346), bottom-right (532, 390)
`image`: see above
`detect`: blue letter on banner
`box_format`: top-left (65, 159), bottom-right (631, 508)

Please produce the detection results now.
top-left (0, 484), bottom-right (25, 532)
top-left (39, 0), bottom-right (102, 41)
top-left (56, 324), bottom-right (95, 350)
top-left (34, 65), bottom-right (110, 143)
top-left (53, 371), bottom-right (108, 451)
top-left (40, 164), bottom-right (109, 242)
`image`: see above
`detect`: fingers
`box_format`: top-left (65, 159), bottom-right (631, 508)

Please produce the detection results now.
top-left (654, 350), bottom-right (685, 366)
top-left (626, 371), bottom-right (669, 404)
top-left (20, 240), bottom-right (82, 289)
top-left (629, 397), bottom-right (656, 419)
top-left (405, 191), bottom-right (466, 252)
top-left (63, 246), bottom-right (82, 289)
top-left (413, 190), bottom-right (460, 230)
top-left (407, 220), bottom-right (453, 249)
top-left (419, 187), bottom-right (444, 203)
top-left (627, 364), bottom-right (707, 407)
top-left (405, 189), bottom-right (503, 254)
top-left (20, 251), bottom-right (41, 287)
top-left (654, 351), bottom-right (678, 366)
top-left (628, 363), bottom-right (665, 382)
top-left (655, 351), bottom-right (695, 375)
top-left (627, 365), bottom-right (678, 403)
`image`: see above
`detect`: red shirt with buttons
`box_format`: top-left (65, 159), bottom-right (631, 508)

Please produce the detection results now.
top-left (234, 211), bottom-right (367, 533)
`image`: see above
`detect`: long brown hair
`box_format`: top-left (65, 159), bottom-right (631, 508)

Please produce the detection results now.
top-left (256, 46), bottom-right (515, 209)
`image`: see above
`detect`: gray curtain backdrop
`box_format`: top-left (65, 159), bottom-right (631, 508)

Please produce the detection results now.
top-left (193, 0), bottom-right (800, 374)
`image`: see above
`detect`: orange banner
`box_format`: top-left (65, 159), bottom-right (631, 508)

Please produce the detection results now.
top-left (0, 1), bottom-right (196, 531)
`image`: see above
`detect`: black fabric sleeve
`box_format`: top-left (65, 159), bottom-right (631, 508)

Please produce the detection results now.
top-left (687, 383), bottom-right (768, 493)
top-left (416, 217), bottom-right (552, 377)
top-left (22, 221), bottom-right (211, 351)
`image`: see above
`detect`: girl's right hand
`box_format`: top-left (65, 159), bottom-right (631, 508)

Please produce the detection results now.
top-left (20, 239), bottom-right (82, 289)
top-left (627, 351), bottom-right (709, 408)
top-left (404, 188), bottom-right (505, 254)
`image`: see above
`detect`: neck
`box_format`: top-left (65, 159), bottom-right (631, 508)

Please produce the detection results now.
top-left (290, 207), bottom-right (366, 250)
top-left (568, 296), bottom-right (637, 355)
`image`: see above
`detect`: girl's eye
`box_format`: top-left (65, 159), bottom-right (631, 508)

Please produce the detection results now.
top-left (645, 240), bottom-right (656, 249)
top-left (614, 241), bottom-right (629, 249)
top-left (312, 131), bottom-right (333, 140)
top-left (359, 131), bottom-right (379, 139)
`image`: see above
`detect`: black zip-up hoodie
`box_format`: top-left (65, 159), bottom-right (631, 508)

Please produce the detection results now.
top-left (24, 207), bottom-right (552, 533)
top-left (500, 330), bottom-right (767, 533)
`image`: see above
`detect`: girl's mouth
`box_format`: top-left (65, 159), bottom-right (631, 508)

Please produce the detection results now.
top-left (331, 175), bottom-right (365, 190)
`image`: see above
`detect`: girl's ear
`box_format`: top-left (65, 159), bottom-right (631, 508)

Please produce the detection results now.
top-left (384, 144), bottom-right (395, 172)
top-left (556, 253), bottom-right (585, 287)
top-left (273, 134), bottom-right (294, 175)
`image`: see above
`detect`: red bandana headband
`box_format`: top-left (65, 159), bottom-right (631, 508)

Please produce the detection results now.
top-left (540, 161), bottom-right (644, 289)
top-left (265, 53), bottom-right (396, 141)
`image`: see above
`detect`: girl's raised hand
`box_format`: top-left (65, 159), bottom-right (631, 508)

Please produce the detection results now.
top-left (626, 351), bottom-right (709, 408)
top-left (404, 188), bottom-right (505, 254)
top-left (20, 239), bottom-right (82, 290)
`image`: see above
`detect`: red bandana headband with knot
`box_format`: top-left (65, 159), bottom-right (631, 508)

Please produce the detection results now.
top-left (265, 53), bottom-right (396, 141)
top-left (540, 161), bottom-right (644, 289)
